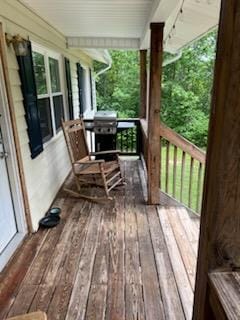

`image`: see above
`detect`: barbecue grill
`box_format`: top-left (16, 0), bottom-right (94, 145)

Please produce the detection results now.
top-left (94, 111), bottom-right (117, 160)
top-left (93, 111), bottom-right (117, 134)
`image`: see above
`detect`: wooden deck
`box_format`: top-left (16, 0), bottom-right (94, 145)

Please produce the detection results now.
top-left (0, 160), bottom-right (199, 320)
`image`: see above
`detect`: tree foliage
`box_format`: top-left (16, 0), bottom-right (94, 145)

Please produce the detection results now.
top-left (95, 51), bottom-right (140, 118)
top-left (95, 30), bottom-right (217, 148)
top-left (162, 31), bottom-right (217, 147)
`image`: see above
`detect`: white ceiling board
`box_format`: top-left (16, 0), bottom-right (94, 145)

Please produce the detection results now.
top-left (163, 0), bottom-right (221, 53)
top-left (21, 0), bottom-right (221, 53)
top-left (21, 0), bottom-right (153, 38)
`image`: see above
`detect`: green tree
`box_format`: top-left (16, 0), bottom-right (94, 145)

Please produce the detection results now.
top-left (95, 30), bottom-right (217, 148)
top-left (95, 50), bottom-right (140, 118)
top-left (162, 30), bottom-right (217, 147)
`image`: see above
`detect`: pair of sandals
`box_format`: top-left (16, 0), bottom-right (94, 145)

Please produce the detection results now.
top-left (39, 207), bottom-right (61, 228)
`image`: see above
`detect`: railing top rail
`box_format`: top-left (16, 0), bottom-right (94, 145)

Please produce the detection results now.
top-left (83, 118), bottom-right (140, 122)
top-left (160, 123), bottom-right (206, 164)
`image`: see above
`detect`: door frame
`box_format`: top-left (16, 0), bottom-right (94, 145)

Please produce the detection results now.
top-left (0, 24), bottom-right (32, 233)
top-left (0, 54), bottom-right (27, 271)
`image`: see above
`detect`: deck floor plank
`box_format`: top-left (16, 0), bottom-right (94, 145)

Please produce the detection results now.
top-left (158, 206), bottom-right (194, 320)
top-left (29, 201), bottom-right (88, 315)
top-left (176, 207), bottom-right (199, 256)
top-left (125, 164), bottom-right (145, 320)
top-left (105, 194), bottom-right (125, 320)
top-left (1, 160), bottom-right (200, 320)
top-left (167, 207), bottom-right (197, 290)
top-left (65, 204), bottom-right (103, 320)
top-left (134, 163), bottom-right (166, 320)
top-left (147, 206), bottom-right (185, 320)
top-left (46, 200), bottom-right (92, 320)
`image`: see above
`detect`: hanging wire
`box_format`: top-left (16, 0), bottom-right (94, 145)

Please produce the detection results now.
top-left (165, 0), bottom-right (215, 46)
top-left (165, 0), bottom-right (185, 44)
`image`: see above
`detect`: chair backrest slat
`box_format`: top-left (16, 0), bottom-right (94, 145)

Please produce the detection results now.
top-left (62, 119), bottom-right (90, 163)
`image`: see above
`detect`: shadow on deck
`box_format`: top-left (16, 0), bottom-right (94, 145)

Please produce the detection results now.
top-left (0, 160), bottom-right (199, 320)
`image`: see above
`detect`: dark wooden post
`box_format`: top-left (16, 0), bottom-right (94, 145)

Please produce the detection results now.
top-left (139, 50), bottom-right (147, 118)
top-left (193, 1), bottom-right (240, 318)
top-left (147, 23), bottom-right (164, 205)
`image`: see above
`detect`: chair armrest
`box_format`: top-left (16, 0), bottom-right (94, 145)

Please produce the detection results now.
top-left (74, 159), bottom-right (105, 165)
top-left (90, 150), bottom-right (121, 156)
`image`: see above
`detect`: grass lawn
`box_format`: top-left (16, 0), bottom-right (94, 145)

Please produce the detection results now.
top-left (160, 145), bottom-right (205, 213)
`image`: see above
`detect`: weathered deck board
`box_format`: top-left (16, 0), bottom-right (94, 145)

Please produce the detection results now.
top-left (65, 205), bottom-right (103, 320)
top-left (1, 160), bottom-right (200, 320)
top-left (158, 206), bottom-right (194, 320)
top-left (147, 205), bottom-right (185, 320)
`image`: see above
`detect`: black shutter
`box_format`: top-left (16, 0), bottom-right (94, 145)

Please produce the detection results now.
top-left (77, 63), bottom-right (84, 117)
top-left (65, 58), bottom-right (74, 120)
top-left (89, 68), bottom-right (94, 109)
top-left (17, 41), bottom-right (43, 159)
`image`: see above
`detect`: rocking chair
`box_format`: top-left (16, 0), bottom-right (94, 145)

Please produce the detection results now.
top-left (62, 119), bottom-right (124, 202)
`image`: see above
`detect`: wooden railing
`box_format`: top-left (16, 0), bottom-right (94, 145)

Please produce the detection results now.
top-left (160, 123), bottom-right (206, 214)
top-left (116, 119), bottom-right (141, 156)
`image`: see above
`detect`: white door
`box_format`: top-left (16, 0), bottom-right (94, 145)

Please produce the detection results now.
top-left (0, 126), bottom-right (17, 253)
top-left (0, 56), bottom-right (26, 271)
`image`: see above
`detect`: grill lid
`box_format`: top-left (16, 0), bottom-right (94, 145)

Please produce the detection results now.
top-left (94, 111), bottom-right (117, 121)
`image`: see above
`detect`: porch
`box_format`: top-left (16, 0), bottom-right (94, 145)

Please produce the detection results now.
top-left (0, 159), bottom-right (199, 320)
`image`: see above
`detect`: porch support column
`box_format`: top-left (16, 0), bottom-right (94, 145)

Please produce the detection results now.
top-left (147, 23), bottom-right (164, 205)
top-left (193, 0), bottom-right (240, 318)
top-left (139, 49), bottom-right (147, 118)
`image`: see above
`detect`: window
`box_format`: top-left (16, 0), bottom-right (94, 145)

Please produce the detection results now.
top-left (32, 46), bottom-right (65, 143)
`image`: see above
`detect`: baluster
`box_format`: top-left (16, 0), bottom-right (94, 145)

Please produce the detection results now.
top-left (165, 140), bottom-right (170, 193)
top-left (136, 122), bottom-right (141, 155)
top-left (180, 151), bottom-right (186, 203)
top-left (196, 162), bottom-right (203, 213)
top-left (173, 145), bottom-right (178, 198)
top-left (117, 132), bottom-right (119, 151)
top-left (133, 127), bottom-right (136, 153)
top-left (120, 131), bottom-right (123, 152)
top-left (131, 127), bottom-right (134, 152)
top-left (126, 129), bottom-right (129, 152)
top-left (90, 132), bottom-right (93, 153)
top-left (188, 157), bottom-right (194, 208)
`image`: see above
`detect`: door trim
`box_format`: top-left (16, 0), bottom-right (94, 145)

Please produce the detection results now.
top-left (0, 23), bottom-right (32, 232)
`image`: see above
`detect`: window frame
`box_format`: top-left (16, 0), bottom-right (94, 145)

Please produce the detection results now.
top-left (32, 43), bottom-right (66, 143)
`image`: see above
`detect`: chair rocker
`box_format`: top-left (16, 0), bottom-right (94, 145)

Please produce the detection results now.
top-left (62, 119), bottom-right (124, 202)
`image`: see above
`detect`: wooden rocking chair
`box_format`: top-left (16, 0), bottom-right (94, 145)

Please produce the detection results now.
top-left (62, 119), bottom-right (124, 202)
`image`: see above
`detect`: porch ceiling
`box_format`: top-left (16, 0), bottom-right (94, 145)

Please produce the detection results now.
top-left (20, 0), bottom-right (220, 53)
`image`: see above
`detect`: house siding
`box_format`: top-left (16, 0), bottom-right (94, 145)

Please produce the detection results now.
top-left (0, 0), bottom-right (94, 231)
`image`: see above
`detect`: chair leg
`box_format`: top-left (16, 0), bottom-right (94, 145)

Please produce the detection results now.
top-left (117, 155), bottom-right (126, 185)
top-left (99, 164), bottom-right (110, 198)
top-left (74, 175), bottom-right (81, 191)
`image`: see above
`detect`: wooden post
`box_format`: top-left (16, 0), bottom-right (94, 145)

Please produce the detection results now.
top-left (147, 23), bottom-right (164, 205)
top-left (139, 50), bottom-right (147, 118)
top-left (193, 0), bottom-right (240, 318)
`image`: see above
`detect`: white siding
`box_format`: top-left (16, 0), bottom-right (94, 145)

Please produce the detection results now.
top-left (0, 0), bottom-right (94, 231)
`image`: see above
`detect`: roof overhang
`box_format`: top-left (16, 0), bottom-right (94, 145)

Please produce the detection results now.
top-left (80, 49), bottom-right (112, 65)
top-left (21, 0), bottom-right (221, 54)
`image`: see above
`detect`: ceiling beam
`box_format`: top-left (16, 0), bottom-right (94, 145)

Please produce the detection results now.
top-left (67, 37), bottom-right (140, 50)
